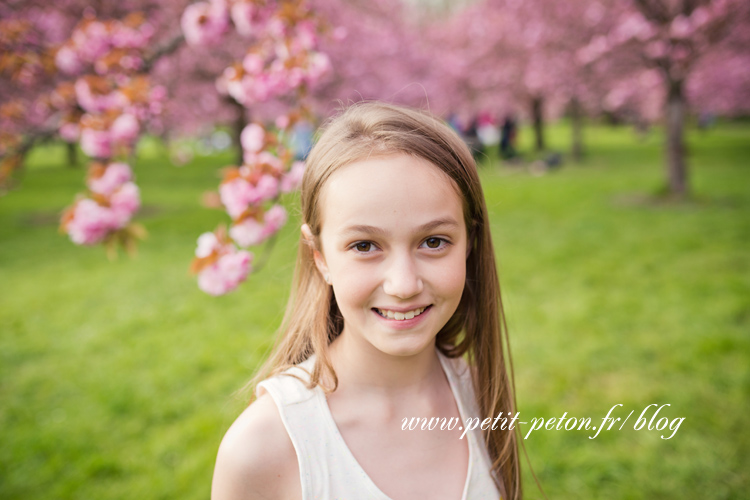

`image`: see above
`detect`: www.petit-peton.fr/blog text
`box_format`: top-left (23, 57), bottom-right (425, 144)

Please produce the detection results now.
top-left (401, 404), bottom-right (685, 440)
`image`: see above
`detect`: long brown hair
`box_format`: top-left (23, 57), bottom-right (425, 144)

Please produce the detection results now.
top-left (250, 101), bottom-right (521, 499)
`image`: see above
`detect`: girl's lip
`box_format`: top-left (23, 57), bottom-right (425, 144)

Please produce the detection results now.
top-left (371, 305), bottom-right (432, 329)
top-left (373, 304), bottom-right (431, 313)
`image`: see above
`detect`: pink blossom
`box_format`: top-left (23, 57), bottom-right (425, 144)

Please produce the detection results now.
top-left (275, 114), bottom-right (290, 129)
top-left (119, 55), bottom-right (143, 71)
top-left (670, 15), bottom-right (693, 39)
top-left (225, 77), bottom-right (246, 104)
top-left (240, 123), bottom-right (265, 153)
top-left (80, 128), bottom-right (112, 158)
top-left (219, 178), bottom-right (255, 218)
top-left (149, 101), bottom-right (163, 116)
top-left (266, 17), bottom-right (286, 38)
top-left (332, 26), bottom-right (348, 42)
top-left (197, 249), bottom-right (252, 295)
top-left (306, 52), bottom-right (331, 83)
top-left (196, 232), bottom-right (221, 257)
top-left (231, 1), bottom-right (266, 37)
top-left (111, 25), bottom-right (151, 49)
top-left (75, 78), bottom-right (124, 113)
top-left (110, 182), bottom-right (141, 227)
top-left (287, 67), bottom-right (305, 88)
top-left (88, 162), bottom-right (132, 196)
top-left (229, 204), bottom-right (287, 247)
top-left (256, 151), bottom-right (283, 172)
top-left (110, 114), bottom-right (140, 144)
top-left (55, 46), bottom-right (82, 75)
top-left (604, 86), bottom-right (631, 111)
top-left (262, 204), bottom-right (287, 237)
top-left (229, 217), bottom-right (265, 247)
top-left (242, 53), bottom-right (264, 74)
top-left (215, 74), bottom-right (229, 95)
top-left (690, 7), bottom-right (711, 29)
top-left (181, 1), bottom-right (229, 46)
top-left (66, 199), bottom-right (117, 245)
top-left (72, 23), bottom-right (110, 62)
top-left (255, 174), bottom-right (279, 201)
top-left (150, 85), bottom-right (167, 101)
top-left (294, 21), bottom-right (318, 51)
top-left (280, 161), bottom-right (305, 193)
top-left (645, 40), bottom-right (668, 59)
top-left (614, 13), bottom-right (653, 44)
top-left (59, 123), bottom-right (80, 143)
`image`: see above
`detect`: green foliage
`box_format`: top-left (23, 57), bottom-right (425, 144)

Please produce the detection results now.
top-left (1, 122), bottom-right (748, 498)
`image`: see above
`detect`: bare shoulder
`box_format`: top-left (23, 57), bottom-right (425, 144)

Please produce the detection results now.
top-left (211, 393), bottom-right (301, 500)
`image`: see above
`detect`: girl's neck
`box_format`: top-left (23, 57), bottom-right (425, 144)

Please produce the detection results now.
top-left (326, 331), bottom-right (442, 395)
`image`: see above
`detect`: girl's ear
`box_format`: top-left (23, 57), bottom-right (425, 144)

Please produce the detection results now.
top-left (301, 223), bottom-right (329, 277)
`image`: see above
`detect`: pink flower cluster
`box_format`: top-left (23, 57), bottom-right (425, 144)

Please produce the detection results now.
top-left (578, 0), bottom-right (731, 69)
top-left (185, 0), bottom-right (325, 295)
top-left (63, 163), bottom-right (141, 245)
top-left (181, 0), bottom-right (229, 46)
top-left (229, 204), bottom-right (288, 247)
top-left (194, 2), bottom-right (330, 106)
top-left (230, 1), bottom-right (272, 38)
top-left (55, 18), bottom-right (155, 76)
top-left (194, 232), bottom-right (253, 296)
top-left (74, 77), bottom-right (127, 113)
top-left (218, 123), bottom-right (306, 225)
top-left (63, 76), bottom-right (165, 155)
top-left (77, 113), bottom-right (141, 158)
top-left (87, 162), bottom-right (132, 195)
top-left (220, 45), bottom-right (330, 106)
top-left (219, 170), bottom-right (280, 220)
top-left (280, 161), bottom-right (305, 193)
top-left (182, 0), bottom-right (281, 46)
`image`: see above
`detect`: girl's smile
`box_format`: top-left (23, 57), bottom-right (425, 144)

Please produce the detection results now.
top-left (308, 153), bottom-right (468, 358)
top-left (372, 304), bottom-right (432, 330)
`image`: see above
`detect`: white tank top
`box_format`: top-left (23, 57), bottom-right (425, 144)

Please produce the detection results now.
top-left (256, 348), bottom-right (502, 499)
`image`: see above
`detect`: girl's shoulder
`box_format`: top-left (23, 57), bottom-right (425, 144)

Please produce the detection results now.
top-left (211, 357), bottom-right (318, 499)
top-left (211, 387), bottom-right (303, 499)
top-left (251, 356), bottom-right (320, 412)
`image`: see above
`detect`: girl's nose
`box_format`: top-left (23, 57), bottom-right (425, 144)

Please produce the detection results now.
top-left (382, 252), bottom-right (424, 299)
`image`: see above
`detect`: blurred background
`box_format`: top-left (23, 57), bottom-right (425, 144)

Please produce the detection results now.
top-left (1, 0), bottom-right (748, 498)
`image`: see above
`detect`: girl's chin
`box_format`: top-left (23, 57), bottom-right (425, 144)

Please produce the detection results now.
top-left (368, 333), bottom-right (438, 358)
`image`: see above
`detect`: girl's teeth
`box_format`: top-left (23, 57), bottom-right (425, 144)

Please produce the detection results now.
top-left (378, 307), bottom-right (425, 320)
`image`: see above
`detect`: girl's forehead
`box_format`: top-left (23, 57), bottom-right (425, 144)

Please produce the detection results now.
top-left (317, 154), bottom-right (466, 231)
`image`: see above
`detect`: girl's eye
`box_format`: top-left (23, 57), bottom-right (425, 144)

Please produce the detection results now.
top-left (422, 237), bottom-right (448, 250)
top-left (353, 241), bottom-right (375, 253)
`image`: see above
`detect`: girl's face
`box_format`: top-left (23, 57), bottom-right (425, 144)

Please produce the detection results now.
top-left (308, 154), bottom-right (468, 358)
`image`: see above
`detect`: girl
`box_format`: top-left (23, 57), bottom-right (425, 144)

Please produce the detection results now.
top-left (212, 102), bottom-right (521, 500)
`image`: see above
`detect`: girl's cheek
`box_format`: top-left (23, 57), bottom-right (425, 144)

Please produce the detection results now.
top-left (335, 264), bottom-right (378, 297)
top-left (433, 254), bottom-right (467, 287)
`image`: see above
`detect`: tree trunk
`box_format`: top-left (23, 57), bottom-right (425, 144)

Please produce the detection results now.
top-left (570, 97), bottom-right (584, 162)
top-left (665, 79), bottom-right (688, 197)
top-left (531, 96), bottom-right (545, 152)
top-left (231, 99), bottom-right (247, 166)
top-left (66, 142), bottom-right (78, 167)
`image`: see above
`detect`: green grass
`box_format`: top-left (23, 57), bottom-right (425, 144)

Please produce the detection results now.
top-left (1, 121), bottom-right (748, 499)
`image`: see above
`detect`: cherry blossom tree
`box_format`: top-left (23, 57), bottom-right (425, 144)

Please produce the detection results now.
top-left (577, 0), bottom-right (750, 196)
top-left (1, 0), bottom-right (329, 294)
top-left (180, 0), bottom-right (330, 295)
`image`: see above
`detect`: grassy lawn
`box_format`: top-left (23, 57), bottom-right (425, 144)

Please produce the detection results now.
top-left (1, 120), bottom-right (748, 499)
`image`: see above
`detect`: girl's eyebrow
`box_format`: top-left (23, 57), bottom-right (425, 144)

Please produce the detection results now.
top-left (340, 217), bottom-right (460, 237)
